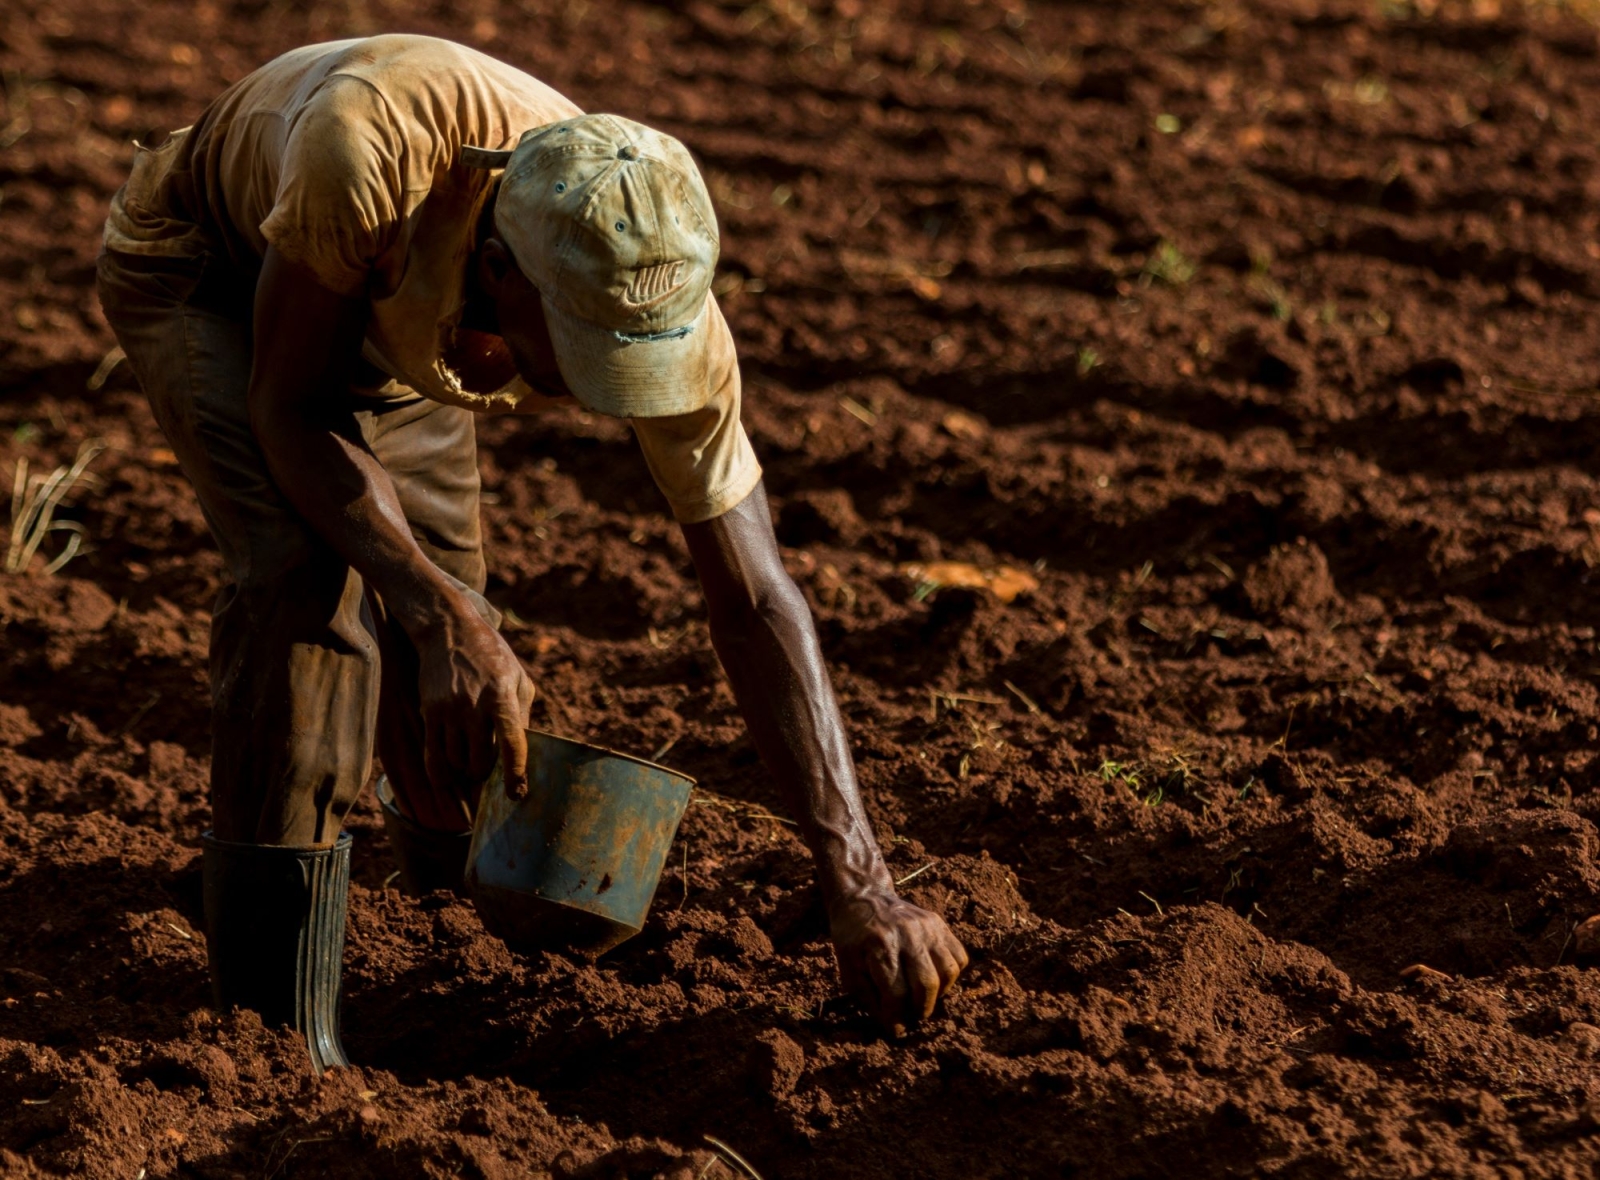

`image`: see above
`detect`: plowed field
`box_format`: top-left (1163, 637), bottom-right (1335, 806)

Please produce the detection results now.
top-left (7, 1), bottom-right (1600, 1176)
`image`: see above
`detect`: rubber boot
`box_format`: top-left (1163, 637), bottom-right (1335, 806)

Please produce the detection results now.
top-left (201, 831), bottom-right (352, 1074)
top-left (376, 775), bottom-right (472, 895)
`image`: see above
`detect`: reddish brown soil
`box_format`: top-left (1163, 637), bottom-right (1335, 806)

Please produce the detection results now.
top-left (8, 0), bottom-right (1600, 1175)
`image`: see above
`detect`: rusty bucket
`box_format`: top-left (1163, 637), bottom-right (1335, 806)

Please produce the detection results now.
top-left (466, 730), bottom-right (694, 957)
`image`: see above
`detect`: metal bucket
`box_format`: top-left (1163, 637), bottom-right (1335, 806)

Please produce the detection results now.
top-left (466, 729), bottom-right (695, 957)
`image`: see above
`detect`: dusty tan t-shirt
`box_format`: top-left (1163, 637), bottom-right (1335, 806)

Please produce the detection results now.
top-left (103, 34), bottom-right (761, 523)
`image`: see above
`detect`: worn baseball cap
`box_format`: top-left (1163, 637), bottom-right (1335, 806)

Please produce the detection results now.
top-left (462, 114), bottom-right (719, 419)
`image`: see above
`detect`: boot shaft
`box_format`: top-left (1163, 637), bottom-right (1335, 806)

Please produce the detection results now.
top-left (201, 832), bottom-right (351, 1073)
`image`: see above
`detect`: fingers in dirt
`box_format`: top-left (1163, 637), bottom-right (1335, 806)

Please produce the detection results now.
top-left (865, 943), bottom-right (907, 1033)
top-left (931, 942), bottom-right (965, 994)
top-left (903, 946), bottom-right (942, 1021)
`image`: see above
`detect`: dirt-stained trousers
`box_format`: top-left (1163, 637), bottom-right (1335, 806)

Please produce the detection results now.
top-left (97, 247), bottom-right (496, 847)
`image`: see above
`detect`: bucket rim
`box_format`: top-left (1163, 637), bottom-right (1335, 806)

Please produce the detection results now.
top-left (525, 727), bottom-right (698, 788)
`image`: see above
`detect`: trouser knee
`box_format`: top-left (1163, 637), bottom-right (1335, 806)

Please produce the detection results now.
top-left (208, 560), bottom-right (379, 845)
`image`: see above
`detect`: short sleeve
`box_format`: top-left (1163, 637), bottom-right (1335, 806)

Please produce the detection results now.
top-left (631, 298), bottom-right (763, 524)
top-left (259, 77), bottom-right (403, 297)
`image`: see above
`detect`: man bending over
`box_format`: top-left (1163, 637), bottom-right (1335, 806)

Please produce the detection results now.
top-left (98, 34), bottom-right (966, 1070)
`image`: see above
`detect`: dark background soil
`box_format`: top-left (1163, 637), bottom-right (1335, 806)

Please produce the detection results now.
top-left (8, 0), bottom-right (1600, 1176)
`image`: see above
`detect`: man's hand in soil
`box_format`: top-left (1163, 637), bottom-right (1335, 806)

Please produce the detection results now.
top-left (247, 247), bottom-right (535, 808)
top-left (683, 487), bottom-right (969, 1031)
top-left (830, 887), bottom-right (970, 1033)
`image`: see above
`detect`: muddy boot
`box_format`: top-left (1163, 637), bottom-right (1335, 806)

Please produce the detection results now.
top-left (201, 832), bottom-right (351, 1074)
top-left (376, 775), bottom-right (472, 895)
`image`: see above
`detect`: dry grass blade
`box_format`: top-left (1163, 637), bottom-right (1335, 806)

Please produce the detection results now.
top-left (1003, 679), bottom-right (1041, 714)
top-left (703, 1136), bottom-right (764, 1180)
top-left (687, 789), bottom-right (796, 826)
top-left (112, 690), bottom-right (162, 739)
top-left (838, 395), bottom-right (877, 426)
top-left (85, 345), bottom-right (125, 391)
top-left (264, 1133), bottom-right (335, 1180)
top-left (6, 438), bottom-right (106, 574)
top-left (895, 861), bottom-right (936, 886)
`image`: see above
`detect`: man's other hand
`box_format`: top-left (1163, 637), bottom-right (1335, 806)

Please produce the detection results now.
top-left (414, 598), bottom-right (537, 808)
top-left (830, 889), bottom-right (969, 1035)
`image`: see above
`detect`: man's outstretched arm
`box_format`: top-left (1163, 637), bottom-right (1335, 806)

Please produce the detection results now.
top-left (681, 482), bottom-right (968, 1031)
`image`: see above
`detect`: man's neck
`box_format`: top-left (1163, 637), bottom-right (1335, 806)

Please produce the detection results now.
top-left (460, 181), bottom-right (502, 333)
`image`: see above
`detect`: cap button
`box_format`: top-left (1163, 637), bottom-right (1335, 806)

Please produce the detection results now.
top-left (617, 144), bottom-right (638, 161)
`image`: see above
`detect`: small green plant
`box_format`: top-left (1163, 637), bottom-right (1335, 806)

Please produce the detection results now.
top-left (1098, 759), bottom-right (1143, 789)
top-left (1247, 250), bottom-right (1288, 319)
top-left (1142, 240), bottom-right (1197, 288)
top-left (1101, 746), bottom-right (1209, 808)
top-left (1249, 273), bottom-right (1293, 322)
top-left (1353, 76), bottom-right (1389, 106)
top-left (1152, 749), bottom-right (1197, 794)
top-left (1220, 865), bottom-right (1245, 904)
top-left (1077, 346), bottom-right (1101, 376)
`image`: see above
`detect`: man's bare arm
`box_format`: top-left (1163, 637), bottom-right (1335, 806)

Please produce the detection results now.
top-left (681, 483), bottom-right (968, 1030)
top-left (246, 247), bottom-right (534, 815)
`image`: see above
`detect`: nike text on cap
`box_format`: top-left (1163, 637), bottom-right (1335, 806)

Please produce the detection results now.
top-left (463, 113), bottom-right (720, 418)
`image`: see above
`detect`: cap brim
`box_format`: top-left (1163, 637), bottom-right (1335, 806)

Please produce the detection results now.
top-left (541, 294), bottom-right (712, 419)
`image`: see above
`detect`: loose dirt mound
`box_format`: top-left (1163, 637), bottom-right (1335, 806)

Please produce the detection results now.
top-left (8, 0), bottom-right (1600, 1175)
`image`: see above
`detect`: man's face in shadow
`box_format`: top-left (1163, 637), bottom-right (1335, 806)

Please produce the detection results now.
top-left (478, 237), bottom-right (574, 402)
